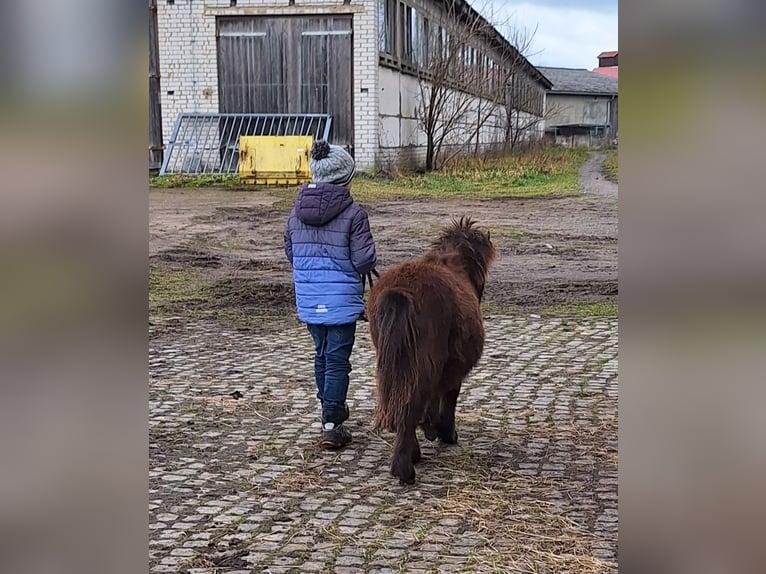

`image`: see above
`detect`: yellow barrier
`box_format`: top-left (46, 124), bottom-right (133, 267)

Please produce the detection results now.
top-left (238, 135), bottom-right (313, 185)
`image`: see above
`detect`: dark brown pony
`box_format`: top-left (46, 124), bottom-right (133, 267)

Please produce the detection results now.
top-left (367, 217), bottom-right (496, 484)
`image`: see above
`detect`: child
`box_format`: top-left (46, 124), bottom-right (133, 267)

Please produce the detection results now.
top-left (283, 140), bottom-right (377, 449)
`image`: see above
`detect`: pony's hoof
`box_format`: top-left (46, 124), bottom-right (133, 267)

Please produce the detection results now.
top-left (398, 470), bottom-right (416, 485)
top-left (421, 423), bottom-right (438, 442)
top-left (391, 461), bottom-right (416, 484)
top-left (439, 429), bottom-right (458, 444)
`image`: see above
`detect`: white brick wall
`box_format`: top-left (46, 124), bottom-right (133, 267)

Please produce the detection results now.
top-left (157, 0), bottom-right (380, 171)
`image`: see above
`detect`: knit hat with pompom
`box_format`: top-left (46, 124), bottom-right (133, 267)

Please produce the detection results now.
top-left (309, 140), bottom-right (356, 186)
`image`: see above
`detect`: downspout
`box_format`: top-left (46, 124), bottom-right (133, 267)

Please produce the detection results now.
top-left (149, 0), bottom-right (164, 169)
top-left (190, 0), bottom-right (198, 111)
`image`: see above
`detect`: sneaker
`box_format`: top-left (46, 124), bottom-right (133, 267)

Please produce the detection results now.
top-left (321, 405), bottom-right (350, 426)
top-left (320, 424), bottom-right (353, 449)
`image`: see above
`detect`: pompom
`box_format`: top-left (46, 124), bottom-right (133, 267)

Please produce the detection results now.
top-left (311, 140), bottom-right (331, 161)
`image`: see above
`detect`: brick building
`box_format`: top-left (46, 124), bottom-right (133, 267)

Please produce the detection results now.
top-left (153, 0), bottom-right (550, 171)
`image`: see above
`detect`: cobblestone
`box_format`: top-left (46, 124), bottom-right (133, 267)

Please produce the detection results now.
top-left (150, 315), bottom-right (618, 572)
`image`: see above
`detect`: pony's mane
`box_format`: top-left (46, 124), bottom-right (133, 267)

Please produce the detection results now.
top-left (429, 216), bottom-right (496, 298)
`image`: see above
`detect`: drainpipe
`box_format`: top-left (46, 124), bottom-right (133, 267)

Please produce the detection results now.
top-left (149, 0), bottom-right (164, 169)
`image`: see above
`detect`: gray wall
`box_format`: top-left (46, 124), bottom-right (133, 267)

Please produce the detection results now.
top-left (546, 93), bottom-right (617, 130)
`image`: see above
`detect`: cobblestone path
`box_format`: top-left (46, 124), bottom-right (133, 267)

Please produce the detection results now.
top-left (150, 316), bottom-right (618, 573)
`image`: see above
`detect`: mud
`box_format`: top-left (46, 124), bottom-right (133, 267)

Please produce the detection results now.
top-left (149, 155), bottom-right (617, 315)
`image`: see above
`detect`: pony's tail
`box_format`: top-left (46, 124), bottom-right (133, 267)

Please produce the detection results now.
top-left (372, 290), bottom-right (419, 433)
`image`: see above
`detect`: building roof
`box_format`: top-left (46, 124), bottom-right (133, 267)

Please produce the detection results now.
top-left (592, 66), bottom-right (618, 79)
top-left (449, 0), bottom-right (553, 90)
top-left (598, 50), bottom-right (618, 58)
top-left (537, 67), bottom-right (618, 95)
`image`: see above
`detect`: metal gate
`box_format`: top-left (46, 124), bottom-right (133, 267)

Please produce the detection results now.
top-left (216, 15), bottom-right (354, 154)
top-left (158, 113), bottom-right (332, 175)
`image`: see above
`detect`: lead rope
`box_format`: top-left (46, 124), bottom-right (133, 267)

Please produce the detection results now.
top-left (359, 268), bottom-right (381, 322)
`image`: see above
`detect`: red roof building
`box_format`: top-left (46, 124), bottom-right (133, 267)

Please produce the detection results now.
top-left (592, 50), bottom-right (618, 79)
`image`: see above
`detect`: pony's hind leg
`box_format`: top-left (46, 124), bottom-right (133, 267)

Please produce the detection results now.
top-left (437, 386), bottom-right (461, 444)
top-left (419, 400), bottom-right (439, 441)
top-left (390, 404), bottom-right (421, 484)
top-left (411, 436), bottom-right (421, 464)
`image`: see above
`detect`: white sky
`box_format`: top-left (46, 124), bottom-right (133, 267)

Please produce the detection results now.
top-left (470, 0), bottom-right (619, 69)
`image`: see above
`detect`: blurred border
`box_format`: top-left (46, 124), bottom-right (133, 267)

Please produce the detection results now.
top-left (620, 0), bottom-right (766, 572)
top-left (0, 2), bottom-right (147, 573)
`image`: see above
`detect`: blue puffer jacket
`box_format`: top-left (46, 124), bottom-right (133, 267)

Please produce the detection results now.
top-left (284, 182), bottom-right (377, 325)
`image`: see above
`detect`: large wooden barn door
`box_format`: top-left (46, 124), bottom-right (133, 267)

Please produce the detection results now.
top-left (217, 15), bottom-right (354, 153)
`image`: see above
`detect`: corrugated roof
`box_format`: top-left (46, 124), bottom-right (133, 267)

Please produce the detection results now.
top-left (537, 67), bottom-right (618, 95)
top-left (440, 0), bottom-right (553, 89)
top-left (598, 50), bottom-right (618, 58)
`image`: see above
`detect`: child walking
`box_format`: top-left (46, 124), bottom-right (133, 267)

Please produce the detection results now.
top-left (283, 140), bottom-right (377, 449)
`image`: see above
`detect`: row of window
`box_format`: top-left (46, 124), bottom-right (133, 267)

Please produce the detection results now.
top-left (378, 0), bottom-right (545, 116)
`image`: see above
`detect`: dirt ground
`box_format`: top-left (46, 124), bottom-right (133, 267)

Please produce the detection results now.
top-left (149, 152), bottom-right (617, 315)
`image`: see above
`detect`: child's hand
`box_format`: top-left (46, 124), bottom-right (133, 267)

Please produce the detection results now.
top-left (361, 269), bottom-right (380, 292)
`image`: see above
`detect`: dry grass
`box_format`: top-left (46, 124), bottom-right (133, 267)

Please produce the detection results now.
top-left (409, 410), bottom-right (619, 573)
top-left (423, 482), bottom-right (614, 569)
top-left (435, 486), bottom-right (615, 573)
top-left (354, 147), bottom-right (590, 201)
top-left (150, 147), bottom-right (590, 201)
top-left (602, 149), bottom-right (618, 182)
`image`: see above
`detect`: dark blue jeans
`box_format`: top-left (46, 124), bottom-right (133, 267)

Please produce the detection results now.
top-left (306, 322), bottom-right (356, 425)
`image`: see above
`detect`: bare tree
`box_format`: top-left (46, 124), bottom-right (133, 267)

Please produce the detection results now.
top-left (497, 22), bottom-right (563, 152)
top-left (410, 1), bottom-right (552, 170)
top-left (412, 1), bottom-right (506, 170)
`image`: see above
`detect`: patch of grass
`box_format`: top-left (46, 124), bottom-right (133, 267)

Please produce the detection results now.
top-left (394, 550), bottom-right (411, 573)
top-left (482, 300), bottom-right (618, 319)
top-left (149, 264), bottom-right (298, 331)
top-left (576, 380), bottom-right (595, 398)
top-left (542, 300), bottom-right (618, 318)
top-left (602, 149), bottom-right (618, 182)
top-left (150, 173), bottom-right (246, 188)
top-left (150, 173), bottom-right (299, 192)
top-left (354, 147), bottom-right (590, 201)
top-left (488, 225), bottom-right (528, 241)
top-left (363, 542), bottom-right (383, 562)
top-left (412, 523), bottom-right (432, 544)
top-left (149, 265), bottom-right (210, 309)
top-left (482, 302), bottom-right (522, 316)
top-left (150, 147), bottom-right (589, 202)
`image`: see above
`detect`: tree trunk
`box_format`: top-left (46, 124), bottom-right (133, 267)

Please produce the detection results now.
top-left (426, 133), bottom-right (435, 171)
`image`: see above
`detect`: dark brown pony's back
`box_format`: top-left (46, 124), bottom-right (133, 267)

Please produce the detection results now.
top-left (368, 217), bottom-right (495, 484)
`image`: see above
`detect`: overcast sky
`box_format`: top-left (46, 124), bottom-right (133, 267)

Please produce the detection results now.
top-left (470, 0), bottom-right (618, 69)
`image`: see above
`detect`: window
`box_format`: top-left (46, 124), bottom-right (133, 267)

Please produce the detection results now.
top-left (379, 0), bottom-right (396, 54)
top-left (508, 73), bottom-right (544, 115)
top-left (403, 5), bottom-right (414, 62)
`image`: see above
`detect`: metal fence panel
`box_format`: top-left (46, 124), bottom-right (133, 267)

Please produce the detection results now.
top-left (159, 113), bottom-right (332, 176)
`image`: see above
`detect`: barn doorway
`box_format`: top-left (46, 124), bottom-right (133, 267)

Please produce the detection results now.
top-left (216, 15), bottom-right (354, 154)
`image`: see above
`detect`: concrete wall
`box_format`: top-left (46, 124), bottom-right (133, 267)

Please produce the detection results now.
top-left (157, 0), bottom-right (379, 170)
top-left (551, 133), bottom-right (607, 147)
top-left (546, 93), bottom-right (617, 128)
top-left (378, 66), bottom-right (543, 169)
